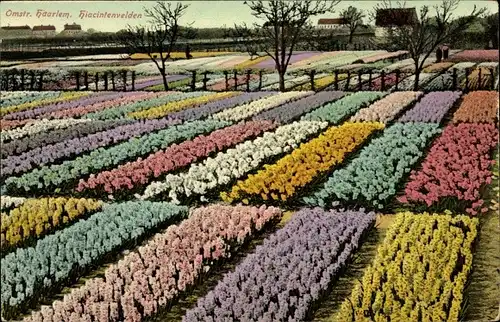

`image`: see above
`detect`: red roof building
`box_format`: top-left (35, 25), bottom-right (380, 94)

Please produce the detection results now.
top-left (374, 8), bottom-right (419, 37)
top-left (32, 25), bottom-right (56, 38)
top-left (0, 25), bottom-right (32, 39)
top-left (33, 25), bottom-right (56, 31)
top-left (61, 23), bottom-right (83, 36)
top-left (375, 8), bottom-right (419, 27)
top-left (63, 23), bottom-right (82, 31)
top-left (317, 18), bottom-right (347, 29)
top-left (1, 25), bottom-right (31, 30)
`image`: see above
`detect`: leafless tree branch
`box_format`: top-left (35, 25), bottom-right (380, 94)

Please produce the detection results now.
top-left (116, 1), bottom-right (189, 90)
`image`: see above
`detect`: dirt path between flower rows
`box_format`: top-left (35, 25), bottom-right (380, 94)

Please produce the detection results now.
top-left (311, 214), bottom-right (392, 322)
top-left (463, 149), bottom-right (500, 322)
top-left (147, 211), bottom-right (296, 321)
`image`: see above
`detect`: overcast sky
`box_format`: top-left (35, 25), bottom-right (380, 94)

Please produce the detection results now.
top-left (1, 0), bottom-right (498, 32)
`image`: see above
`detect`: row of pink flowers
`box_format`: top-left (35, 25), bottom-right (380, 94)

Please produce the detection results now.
top-left (46, 92), bottom-right (162, 119)
top-left (25, 205), bottom-right (282, 322)
top-left (448, 50), bottom-right (499, 62)
top-left (364, 73), bottom-right (402, 90)
top-left (76, 120), bottom-right (277, 194)
top-left (398, 123), bottom-right (498, 215)
top-left (0, 119), bottom-right (35, 131)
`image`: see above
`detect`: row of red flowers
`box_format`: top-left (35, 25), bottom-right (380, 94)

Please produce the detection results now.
top-left (398, 122), bottom-right (498, 215)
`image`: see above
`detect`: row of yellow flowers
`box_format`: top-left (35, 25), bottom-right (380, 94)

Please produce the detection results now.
top-left (221, 121), bottom-right (384, 203)
top-left (336, 211), bottom-right (478, 322)
top-left (1, 197), bottom-right (102, 251)
top-left (127, 92), bottom-right (238, 119)
top-left (1, 92), bottom-right (90, 117)
top-left (463, 67), bottom-right (495, 90)
top-left (233, 56), bottom-right (269, 70)
top-left (293, 74), bottom-right (348, 91)
top-left (423, 62), bottom-right (454, 73)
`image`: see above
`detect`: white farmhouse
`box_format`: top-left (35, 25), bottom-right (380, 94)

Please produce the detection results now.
top-left (374, 8), bottom-right (418, 38)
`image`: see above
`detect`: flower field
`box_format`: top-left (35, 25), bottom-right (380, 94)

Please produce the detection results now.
top-left (0, 86), bottom-right (498, 322)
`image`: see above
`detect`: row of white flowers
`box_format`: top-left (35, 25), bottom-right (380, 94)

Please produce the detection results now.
top-left (262, 75), bottom-right (310, 90)
top-left (1, 118), bottom-right (92, 142)
top-left (350, 91), bottom-right (423, 124)
top-left (448, 62), bottom-right (476, 70)
top-left (390, 73), bottom-right (435, 91)
top-left (0, 196), bottom-right (26, 210)
top-left (477, 62), bottom-right (499, 68)
top-left (211, 91), bottom-right (312, 122)
top-left (140, 120), bottom-right (328, 203)
top-left (263, 74), bottom-right (328, 91)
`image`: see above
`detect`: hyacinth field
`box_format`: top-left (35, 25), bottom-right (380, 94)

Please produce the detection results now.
top-left (0, 78), bottom-right (499, 322)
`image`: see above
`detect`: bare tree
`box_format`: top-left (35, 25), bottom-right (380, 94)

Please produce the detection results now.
top-left (116, 2), bottom-right (189, 90)
top-left (341, 6), bottom-right (366, 44)
top-left (239, 0), bottom-right (339, 91)
top-left (373, 0), bottom-right (486, 90)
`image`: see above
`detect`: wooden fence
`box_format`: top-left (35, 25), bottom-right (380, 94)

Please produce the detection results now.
top-left (1, 66), bottom-right (497, 93)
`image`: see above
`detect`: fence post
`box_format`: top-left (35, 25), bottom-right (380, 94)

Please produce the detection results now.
top-left (477, 68), bottom-right (482, 90)
top-left (258, 70), bottom-right (263, 91)
top-left (30, 71), bottom-right (35, 90)
top-left (224, 71), bottom-right (229, 90)
top-left (345, 71), bottom-right (351, 90)
top-left (234, 70), bottom-right (238, 90)
top-left (95, 72), bottom-right (99, 91)
top-left (358, 70), bottom-right (363, 90)
top-left (111, 71), bottom-right (116, 91)
top-left (246, 69), bottom-right (251, 92)
top-left (368, 70), bottom-right (373, 90)
top-left (465, 68), bottom-right (470, 92)
top-left (334, 70), bottom-right (339, 90)
top-left (452, 68), bottom-right (457, 90)
top-left (38, 72), bottom-right (44, 91)
top-left (122, 71), bottom-right (127, 92)
top-left (202, 71), bottom-right (208, 91)
top-left (12, 70), bottom-right (17, 91)
top-left (131, 71), bottom-right (135, 91)
top-left (20, 69), bottom-right (25, 90)
top-left (104, 72), bottom-right (108, 91)
top-left (395, 70), bottom-right (400, 91)
top-left (84, 71), bottom-right (89, 90)
top-left (3, 70), bottom-right (8, 91)
top-left (489, 68), bottom-right (494, 89)
top-left (381, 70), bottom-right (386, 91)
top-left (76, 71), bottom-right (80, 91)
top-left (310, 70), bottom-right (316, 91)
top-left (191, 71), bottom-right (197, 91)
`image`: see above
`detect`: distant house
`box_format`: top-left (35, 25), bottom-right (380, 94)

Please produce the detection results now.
top-left (60, 23), bottom-right (83, 36)
top-left (33, 25), bottom-right (56, 38)
top-left (375, 8), bottom-right (418, 37)
top-left (0, 25), bottom-right (32, 39)
top-left (317, 18), bottom-right (347, 30)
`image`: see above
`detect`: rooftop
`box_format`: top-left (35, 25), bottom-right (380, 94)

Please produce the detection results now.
top-left (1, 25), bottom-right (31, 30)
top-left (33, 25), bottom-right (56, 31)
top-left (375, 8), bottom-right (419, 27)
top-left (318, 18), bottom-right (346, 25)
